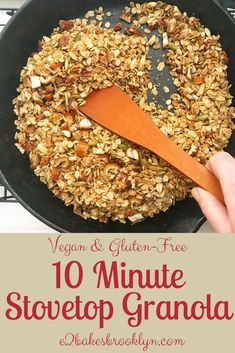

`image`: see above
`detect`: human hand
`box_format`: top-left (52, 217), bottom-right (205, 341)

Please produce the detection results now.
top-left (192, 151), bottom-right (235, 233)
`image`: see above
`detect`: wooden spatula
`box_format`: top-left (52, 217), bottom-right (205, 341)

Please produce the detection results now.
top-left (79, 85), bottom-right (224, 203)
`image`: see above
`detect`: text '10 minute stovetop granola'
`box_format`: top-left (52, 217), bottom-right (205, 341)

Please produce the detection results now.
top-left (13, 1), bottom-right (235, 224)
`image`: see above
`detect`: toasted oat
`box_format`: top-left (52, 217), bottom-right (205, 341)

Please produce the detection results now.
top-left (104, 22), bottom-right (111, 28)
top-left (163, 86), bottom-right (170, 93)
top-left (157, 61), bottom-right (165, 72)
top-left (139, 16), bottom-right (148, 25)
top-left (152, 87), bottom-right (158, 96)
top-left (85, 10), bottom-right (95, 19)
top-left (148, 35), bottom-right (157, 46)
top-left (153, 43), bottom-right (161, 49)
top-left (162, 32), bottom-right (169, 48)
top-left (96, 14), bottom-right (103, 21)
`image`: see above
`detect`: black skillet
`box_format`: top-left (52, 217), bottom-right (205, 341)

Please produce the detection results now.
top-left (0, 0), bottom-right (234, 233)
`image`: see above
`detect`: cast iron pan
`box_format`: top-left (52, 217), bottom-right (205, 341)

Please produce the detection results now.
top-left (0, 0), bottom-right (234, 233)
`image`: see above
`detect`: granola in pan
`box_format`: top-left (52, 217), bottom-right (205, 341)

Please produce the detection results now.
top-left (13, 2), bottom-right (235, 223)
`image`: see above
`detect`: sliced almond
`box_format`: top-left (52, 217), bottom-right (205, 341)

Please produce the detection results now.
top-left (30, 76), bottom-right (41, 89)
top-left (127, 147), bottom-right (139, 160)
top-left (162, 32), bottom-right (169, 48)
top-left (128, 213), bottom-right (145, 224)
top-left (79, 118), bottom-right (92, 129)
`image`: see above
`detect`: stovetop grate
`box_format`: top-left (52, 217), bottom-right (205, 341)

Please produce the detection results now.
top-left (0, 1), bottom-right (234, 203)
top-left (0, 182), bottom-right (17, 202)
top-left (0, 6), bottom-right (17, 202)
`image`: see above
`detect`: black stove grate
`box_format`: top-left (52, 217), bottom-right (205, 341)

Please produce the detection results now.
top-left (0, 183), bottom-right (17, 202)
top-left (0, 7), bottom-right (17, 202)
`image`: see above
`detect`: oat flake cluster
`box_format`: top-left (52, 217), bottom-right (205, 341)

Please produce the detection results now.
top-left (13, 1), bottom-right (235, 223)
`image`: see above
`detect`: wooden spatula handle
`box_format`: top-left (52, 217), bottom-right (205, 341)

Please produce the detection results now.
top-left (139, 123), bottom-right (224, 204)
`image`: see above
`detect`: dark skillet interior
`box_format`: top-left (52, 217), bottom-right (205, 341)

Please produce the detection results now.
top-left (0, 0), bottom-right (234, 233)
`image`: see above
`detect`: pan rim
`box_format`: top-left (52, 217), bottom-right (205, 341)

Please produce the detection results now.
top-left (0, 168), bottom-right (206, 233)
top-left (0, 0), bottom-right (232, 233)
